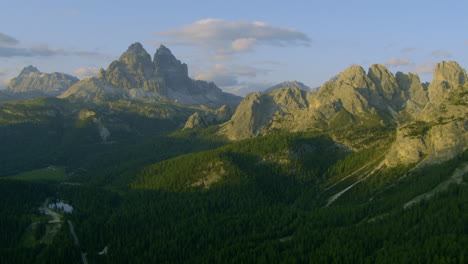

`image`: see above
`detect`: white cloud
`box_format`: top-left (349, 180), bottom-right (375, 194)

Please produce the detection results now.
top-left (73, 67), bottom-right (99, 78)
top-left (384, 57), bottom-right (410, 67)
top-left (0, 33), bottom-right (108, 59)
top-left (0, 68), bottom-right (8, 76)
top-left (231, 38), bottom-right (257, 52)
top-left (430, 49), bottom-right (451, 58)
top-left (226, 82), bottom-right (274, 96)
top-left (156, 19), bottom-right (310, 55)
top-left (0, 33), bottom-right (19, 46)
top-left (411, 62), bottom-right (438, 74)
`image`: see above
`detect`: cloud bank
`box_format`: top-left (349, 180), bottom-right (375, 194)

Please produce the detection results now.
top-left (384, 57), bottom-right (410, 67)
top-left (157, 19), bottom-right (310, 54)
top-left (0, 32), bottom-right (107, 58)
top-left (74, 67), bottom-right (99, 79)
top-left (430, 49), bottom-right (451, 58)
top-left (411, 62), bottom-right (438, 74)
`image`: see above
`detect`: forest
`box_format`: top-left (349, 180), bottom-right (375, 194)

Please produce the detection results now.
top-left (1, 129), bottom-right (466, 263)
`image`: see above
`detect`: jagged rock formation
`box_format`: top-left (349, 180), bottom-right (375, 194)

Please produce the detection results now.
top-left (5, 66), bottom-right (79, 100)
top-left (385, 62), bottom-right (467, 166)
top-left (427, 61), bottom-right (467, 105)
top-left (183, 105), bottom-right (234, 129)
top-left (60, 43), bottom-right (241, 107)
top-left (220, 61), bottom-right (468, 167)
top-left (263, 81), bottom-right (311, 93)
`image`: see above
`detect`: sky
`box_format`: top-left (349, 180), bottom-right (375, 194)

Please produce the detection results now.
top-left (1, 0), bottom-right (467, 96)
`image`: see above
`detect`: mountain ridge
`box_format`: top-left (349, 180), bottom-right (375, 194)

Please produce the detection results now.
top-left (4, 65), bottom-right (79, 100)
top-left (220, 61), bottom-right (467, 168)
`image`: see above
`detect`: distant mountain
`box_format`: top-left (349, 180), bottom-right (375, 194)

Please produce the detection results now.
top-left (220, 61), bottom-right (467, 167)
top-left (263, 81), bottom-right (311, 93)
top-left (5, 65), bottom-right (79, 100)
top-left (60, 43), bottom-right (242, 107)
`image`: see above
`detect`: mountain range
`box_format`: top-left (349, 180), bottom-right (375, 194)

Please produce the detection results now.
top-left (0, 42), bottom-right (467, 263)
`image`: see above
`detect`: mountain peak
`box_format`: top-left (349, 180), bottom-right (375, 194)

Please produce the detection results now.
top-left (155, 45), bottom-right (173, 56)
top-left (126, 42), bottom-right (145, 52)
top-left (264, 81), bottom-right (310, 93)
top-left (20, 65), bottom-right (39, 75)
top-left (119, 42), bottom-right (151, 64)
top-left (433, 61), bottom-right (467, 85)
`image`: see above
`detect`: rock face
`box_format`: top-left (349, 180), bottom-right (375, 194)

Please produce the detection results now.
top-left (385, 120), bottom-right (467, 167)
top-left (61, 43), bottom-right (241, 107)
top-left (5, 66), bottom-right (79, 100)
top-left (427, 61), bottom-right (467, 105)
top-left (263, 81), bottom-right (311, 93)
top-left (221, 87), bottom-right (314, 140)
top-left (385, 61), bottom-right (468, 166)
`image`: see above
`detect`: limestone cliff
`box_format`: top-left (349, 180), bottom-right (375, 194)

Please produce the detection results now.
top-left (427, 61), bottom-right (467, 105)
top-left (220, 61), bottom-right (467, 168)
top-left (384, 61), bottom-right (468, 167)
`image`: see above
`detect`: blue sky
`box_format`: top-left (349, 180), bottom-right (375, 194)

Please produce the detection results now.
top-left (1, 0), bottom-right (467, 95)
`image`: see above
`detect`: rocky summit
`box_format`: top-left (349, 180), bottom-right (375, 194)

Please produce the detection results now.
top-left (263, 81), bottom-right (311, 93)
top-left (60, 43), bottom-right (241, 107)
top-left (5, 65), bottom-right (79, 100)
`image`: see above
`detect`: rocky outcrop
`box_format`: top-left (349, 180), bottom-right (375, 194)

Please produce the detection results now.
top-left (5, 65), bottom-right (79, 100)
top-left (263, 81), bottom-right (311, 93)
top-left (58, 77), bottom-right (131, 102)
top-left (221, 87), bottom-right (315, 140)
top-left (183, 105), bottom-right (233, 129)
top-left (60, 43), bottom-right (241, 107)
top-left (385, 120), bottom-right (467, 167)
top-left (384, 61), bottom-right (468, 167)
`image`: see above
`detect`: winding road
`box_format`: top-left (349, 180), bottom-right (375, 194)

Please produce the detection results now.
top-left (41, 199), bottom-right (88, 264)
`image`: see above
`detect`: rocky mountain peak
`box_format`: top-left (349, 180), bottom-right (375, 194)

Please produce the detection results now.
top-left (118, 42), bottom-right (152, 68)
top-left (19, 65), bottom-right (39, 75)
top-left (61, 43), bottom-right (241, 106)
top-left (433, 61), bottom-right (467, 85)
top-left (263, 81), bottom-right (310, 93)
top-left (155, 45), bottom-right (173, 56)
top-left (428, 61), bottom-right (467, 105)
top-left (153, 45), bottom-right (188, 76)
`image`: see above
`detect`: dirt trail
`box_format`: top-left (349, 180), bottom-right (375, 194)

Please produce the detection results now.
top-left (40, 199), bottom-right (88, 264)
